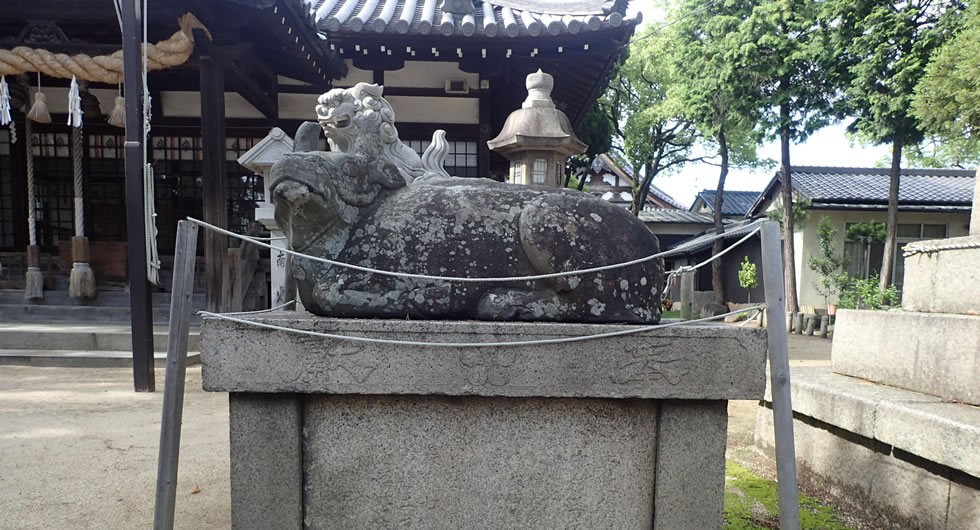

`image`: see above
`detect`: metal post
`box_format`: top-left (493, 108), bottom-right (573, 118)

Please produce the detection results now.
top-left (122, 0), bottom-right (155, 391)
top-left (759, 221), bottom-right (800, 529)
top-left (154, 220), bottom-right (200, 530)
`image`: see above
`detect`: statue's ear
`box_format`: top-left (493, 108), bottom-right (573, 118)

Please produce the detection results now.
top-left (294, 121), bottom-right (322, 152)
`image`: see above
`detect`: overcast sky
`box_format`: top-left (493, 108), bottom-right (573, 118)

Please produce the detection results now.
top-left (621, 1), bottom-right (890, 208)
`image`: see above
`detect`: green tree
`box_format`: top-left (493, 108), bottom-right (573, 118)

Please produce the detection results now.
top-left (737, 0), bottom-right (844, 312)
top-left (807, 217), bottom-right (847, 305)
top-left (825, 0), bottom-right (966, 289)
top-left (602, 31), bottom-right (706, 215)
top-left (668, 0), bottom-right (765, 304)
top-left (912, 1), bottom-right (980, 166)
top-left (738, 256), bottom-right (759, 303)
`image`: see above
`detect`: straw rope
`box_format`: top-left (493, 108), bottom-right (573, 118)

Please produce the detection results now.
top-left (0, 14), bottom-right (211, 84)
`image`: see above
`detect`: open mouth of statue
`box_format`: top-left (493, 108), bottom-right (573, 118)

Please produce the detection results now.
top-left (328, 116), bottom-right (351, 129)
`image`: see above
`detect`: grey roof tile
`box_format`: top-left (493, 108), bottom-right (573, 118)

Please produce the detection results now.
top-left (638, 209), bottom-right (722, 224)
top-left (303, 0), bottom-right (635, 37)
top-left (694, 189), bottom-right (760, 216)
top-left (790, 166), bottom-right (975, 205)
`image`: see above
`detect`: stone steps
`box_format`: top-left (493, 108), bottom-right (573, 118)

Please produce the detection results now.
top-left (0, 348), bottom-right (200, 368)
top-left (0, 302), bottom-right (202, 325)
top-left (0, 324), bottom-right (200, 353)
top-left (0, 289), bottom-right (205, 307)
top-left (831, 309), bottom-right (980, 404)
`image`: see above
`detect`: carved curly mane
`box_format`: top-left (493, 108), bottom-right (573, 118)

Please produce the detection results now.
top-left (316, 82), bottom-right (449, 184)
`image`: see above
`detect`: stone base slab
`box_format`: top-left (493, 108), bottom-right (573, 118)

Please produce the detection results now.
top-left (204, 315), bottom-right (766, 529)
top-left (756, 366), bottom-right (980, 529)
top-left (832, 309), bottom-right (980, 404)
top-left (901, 235), bottom-right (980, 315)
top-left (201, 314), bottom-right (768, 400)
top-left (764, 366), bottom-right (980, 477)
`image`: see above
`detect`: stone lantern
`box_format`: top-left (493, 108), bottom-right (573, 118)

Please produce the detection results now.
top-left (237, 127), bottom-right (296, 308)
top-left (488, 69), bottom-right (587, 187)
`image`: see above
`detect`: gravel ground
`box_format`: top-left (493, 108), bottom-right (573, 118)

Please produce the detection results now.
top-left (0, 331), bottom-right (835, 529)
top-left (0, 366), bottom-right (230, 529)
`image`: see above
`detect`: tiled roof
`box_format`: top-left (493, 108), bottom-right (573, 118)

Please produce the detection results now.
top-left (694, 190), bottom-right (760, 217)
top-left (638, 209), bottom-right (721, 225)
top-left (792, 166), bottom-right (975, 204)
top-left (662, 219), bottom-right (766, 258)
top-left (301, 0), bottom-right (635, 37)
top-left (591, 154), bottom-right (684, 209)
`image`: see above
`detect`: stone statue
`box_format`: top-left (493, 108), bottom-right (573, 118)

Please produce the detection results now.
top-left (269, 83), bottom-right (664, 323)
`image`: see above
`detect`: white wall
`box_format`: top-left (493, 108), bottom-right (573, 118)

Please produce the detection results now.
top-left (161, 91), bottom-right (265, 118)
top-left (795, 209), bottom-right (971, 307)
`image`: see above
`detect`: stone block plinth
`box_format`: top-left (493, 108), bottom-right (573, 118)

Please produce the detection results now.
top-left (832, 309), bottom-right (980, 404)
top-left (756, 366), bottom-right (980, 529)
top-left (201, 314), bottom-right (767, 529)
top-left (901, 235), bottom-right (980, 315)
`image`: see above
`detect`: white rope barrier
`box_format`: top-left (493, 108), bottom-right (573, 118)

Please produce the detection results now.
top-left (186, 217), bottom-right (758, 284)
top-left (220, 299), bottom-right (296, 316)
top-left (198, 305), bottom-right (764, 348)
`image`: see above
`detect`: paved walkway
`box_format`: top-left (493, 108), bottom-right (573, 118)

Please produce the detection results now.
top-left (0, 329), bottom-right (833, 529)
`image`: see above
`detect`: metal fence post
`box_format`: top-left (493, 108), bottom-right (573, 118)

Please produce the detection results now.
top-left (154, 220), bottom-right (200, 530)
top-left (759, 220), bottom-right (801, 530)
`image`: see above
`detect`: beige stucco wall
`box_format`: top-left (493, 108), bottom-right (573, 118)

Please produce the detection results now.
top-left (793, 209), bottom-right (971, 308)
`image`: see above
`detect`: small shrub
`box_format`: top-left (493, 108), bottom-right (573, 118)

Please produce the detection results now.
top-left (838, 275), bottom-right (899, 310)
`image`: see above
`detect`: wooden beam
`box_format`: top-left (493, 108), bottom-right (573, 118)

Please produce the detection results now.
top-left (225, 50), bottom-right (278, 119)
top-left (196, 28), bottom-right (227, 313)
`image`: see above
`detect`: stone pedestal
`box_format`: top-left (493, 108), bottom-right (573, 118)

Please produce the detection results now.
top-left (756, 231), bottom-right (980, 528)
top-left (202, 315), bottom-right (768, 529)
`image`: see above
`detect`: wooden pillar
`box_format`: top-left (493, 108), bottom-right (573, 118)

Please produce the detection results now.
top-left (122, 0), bottom-right (155, 392)
top-left (197, 30), bottom-right (227, 313)
top-left (478, 73), bottom-right (491, 178)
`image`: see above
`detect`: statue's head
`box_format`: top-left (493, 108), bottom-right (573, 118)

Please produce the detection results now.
top-left (315, 83), bottom-right (424, 184)
top-left (316, 83), bottom-right (395, 152)
top-left (268, 122), bottom-right (404, 254)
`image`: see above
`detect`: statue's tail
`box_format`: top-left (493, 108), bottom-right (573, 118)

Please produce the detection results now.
top-left (420, 130), bottom-right (451, 179)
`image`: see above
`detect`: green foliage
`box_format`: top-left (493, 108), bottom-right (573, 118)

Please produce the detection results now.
top-left (738, 256), bottom-right (758, 290)
top-left (808, 217), bottom-right (847, 304)
top-left (736, 0), bottom-right (843, 144)
top-left (666, 0), bottom-right (764, 157)
top-left (602, 30), bottom-right (705, 214)
top-left (724, 460), bottom-right (854, 529)
top-left (838, 275), bottom-right (900, 310)
top-left (765, 198), bottom-right (811, 227)
top-left (912, 1), bottom-right (980, 165)
top-left (573, 102), bottom-right (614, 159)
top-left (826, 0), bottom-right (966, 148)
top-left (563, 155), bottom-right (591, 192)
top-left (845, 221), bottom-right (885, 245)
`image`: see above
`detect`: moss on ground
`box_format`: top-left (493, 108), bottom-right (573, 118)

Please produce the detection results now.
top-left (662, 310), bottom-right (682, 318)
top-left (724, 460), bottom-right (853, 529)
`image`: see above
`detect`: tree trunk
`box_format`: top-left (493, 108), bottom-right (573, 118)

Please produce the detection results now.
top-left (632, 161), bottom-right (655, 217)
top-left (880, 137), bottom-right (903, 288)
top-left (779, 109), bottom-right (799, 313)
top-left (712, 130), bottom-right (729, 305)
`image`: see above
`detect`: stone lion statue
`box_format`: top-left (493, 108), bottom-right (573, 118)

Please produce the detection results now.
top-left (270, 84), bottom-right (664, 323)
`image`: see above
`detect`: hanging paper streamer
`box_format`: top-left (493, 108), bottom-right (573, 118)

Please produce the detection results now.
top-left (67, 75), bottom-right (83, 128)
top-left (0, 75), bottom-right (11, 126)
